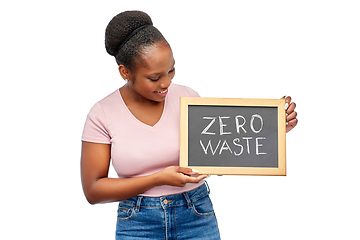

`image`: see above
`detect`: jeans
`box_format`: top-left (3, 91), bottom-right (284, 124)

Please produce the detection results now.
top-left (115, 182), bottom-right (221, 240)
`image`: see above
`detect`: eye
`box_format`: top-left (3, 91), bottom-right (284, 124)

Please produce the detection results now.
top-left (149, 76), bottom-right (160, 81)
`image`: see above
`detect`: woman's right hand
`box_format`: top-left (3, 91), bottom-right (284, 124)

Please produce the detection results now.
top-left (154, 166), bottom-right (208, 187)
top-left (82, 142), bottom-right (207, 203)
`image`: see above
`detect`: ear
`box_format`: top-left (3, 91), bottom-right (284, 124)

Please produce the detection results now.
top-left (118, 65), bottom-right (131, 80)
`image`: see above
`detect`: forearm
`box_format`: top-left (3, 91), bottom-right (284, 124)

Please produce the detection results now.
top-left (85, 174), bottom-right (161, 204)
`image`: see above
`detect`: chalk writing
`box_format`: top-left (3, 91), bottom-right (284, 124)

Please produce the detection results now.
top-left (199, 114), bottom-right (267, 156)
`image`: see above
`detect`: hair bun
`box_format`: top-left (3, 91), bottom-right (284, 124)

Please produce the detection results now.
top-left (105, 11), bottom-right (153, 57)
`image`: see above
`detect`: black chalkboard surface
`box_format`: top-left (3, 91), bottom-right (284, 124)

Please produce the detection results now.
top-left (180, 97), bottom-right (286, 176)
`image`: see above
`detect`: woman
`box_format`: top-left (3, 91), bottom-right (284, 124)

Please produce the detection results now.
top-left (81, 10), bottom-right (298, 239)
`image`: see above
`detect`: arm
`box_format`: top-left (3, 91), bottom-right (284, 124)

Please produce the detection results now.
top-left (80, 141), bottom-right (206, 204)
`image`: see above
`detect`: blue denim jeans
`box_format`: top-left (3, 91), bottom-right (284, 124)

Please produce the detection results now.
top-left (115, 182), bottom-right (221, 240)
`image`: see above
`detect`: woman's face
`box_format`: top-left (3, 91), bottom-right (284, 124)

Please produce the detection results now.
top-left (127, 42), bottom-right (175, 103)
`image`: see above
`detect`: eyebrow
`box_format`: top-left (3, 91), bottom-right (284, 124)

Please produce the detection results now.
top-left (150, 61), bottom-right (175, 76)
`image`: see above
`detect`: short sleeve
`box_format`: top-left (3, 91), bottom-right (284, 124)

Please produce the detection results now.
top-left (185, 86), bottom-right (201, 97)
top-left (81, 103), bottom-right (111, 144)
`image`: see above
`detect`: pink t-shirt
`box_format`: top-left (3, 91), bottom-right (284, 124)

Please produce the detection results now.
top-left (82, 84), bottom-right (204, 197)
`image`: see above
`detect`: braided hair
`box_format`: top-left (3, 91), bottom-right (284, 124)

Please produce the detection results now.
top-left (105, 11), bottom-right (169, 71)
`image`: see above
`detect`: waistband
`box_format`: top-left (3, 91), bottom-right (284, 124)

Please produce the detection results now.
top-left (119, 182), bottom-right (210, 211)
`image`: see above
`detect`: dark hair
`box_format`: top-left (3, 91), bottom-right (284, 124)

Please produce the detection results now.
top-left (105, 11), bottom-right (169, 71)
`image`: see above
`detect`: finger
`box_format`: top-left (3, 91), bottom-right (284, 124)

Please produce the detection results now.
top-left (286, 118), bottom-right (298, 132)
top-left (195, 174), bottom-right (208, 180)
top-left (284, 96), bottom-right (291, 110)
top-left (178, 167), bottom-right (193, 174)
top-left (185, 174), bottom-right (208, 183)
top-left (285, 96), bottom-right (292, 104)
top-left (286, 111), bottom-right (297, 122)
top-left (286, 102), bottom-right (296, 115)
top-left (178, 167), bottom-right (199, 176)
top-left (288, 118), bottom-right (298, 126)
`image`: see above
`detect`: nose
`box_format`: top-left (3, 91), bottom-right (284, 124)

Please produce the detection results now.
top-left (160, 75), bottom-right (172, 89)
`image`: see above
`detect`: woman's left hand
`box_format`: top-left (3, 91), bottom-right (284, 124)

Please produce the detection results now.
top-left (284, 96), bottom-right (298, 133)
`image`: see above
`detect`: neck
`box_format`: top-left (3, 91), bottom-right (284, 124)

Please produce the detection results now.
top-left (120, 84), bottom-right (161, 107)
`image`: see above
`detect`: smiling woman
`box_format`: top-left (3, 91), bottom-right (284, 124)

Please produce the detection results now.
top-left (119, 43), bottom-right (176, 105)
top-left (81, 10), bottom-right (221, 239)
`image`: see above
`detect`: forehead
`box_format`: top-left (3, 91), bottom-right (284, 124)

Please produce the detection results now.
top-left (138, 43), bottom-right (175, 71)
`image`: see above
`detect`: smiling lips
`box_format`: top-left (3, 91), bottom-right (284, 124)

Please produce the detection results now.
top-left (155, 88), bottom-right (168, 96)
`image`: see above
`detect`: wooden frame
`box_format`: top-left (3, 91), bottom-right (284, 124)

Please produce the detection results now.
top-left (180, 97), bottom-right (286, 176)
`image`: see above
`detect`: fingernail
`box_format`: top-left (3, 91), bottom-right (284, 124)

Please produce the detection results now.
top-left (286, 122), bottom-right (289, 125)
top-left (284, 103), bottom-right (289, 110)
top-left (191, 169), bottom-right (199, 173)
top-left (206, 175), bottom-right (211, 179)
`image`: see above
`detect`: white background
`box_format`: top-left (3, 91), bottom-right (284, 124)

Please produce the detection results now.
top-left (1, 1), bottom-right (359, 239)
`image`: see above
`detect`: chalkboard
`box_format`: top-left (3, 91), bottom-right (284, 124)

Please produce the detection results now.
top-left (180, 97), bottom-right (286, 176)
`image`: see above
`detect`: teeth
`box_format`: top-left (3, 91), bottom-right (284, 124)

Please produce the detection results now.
top-left (159, 89), bottom-right (167, 93)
